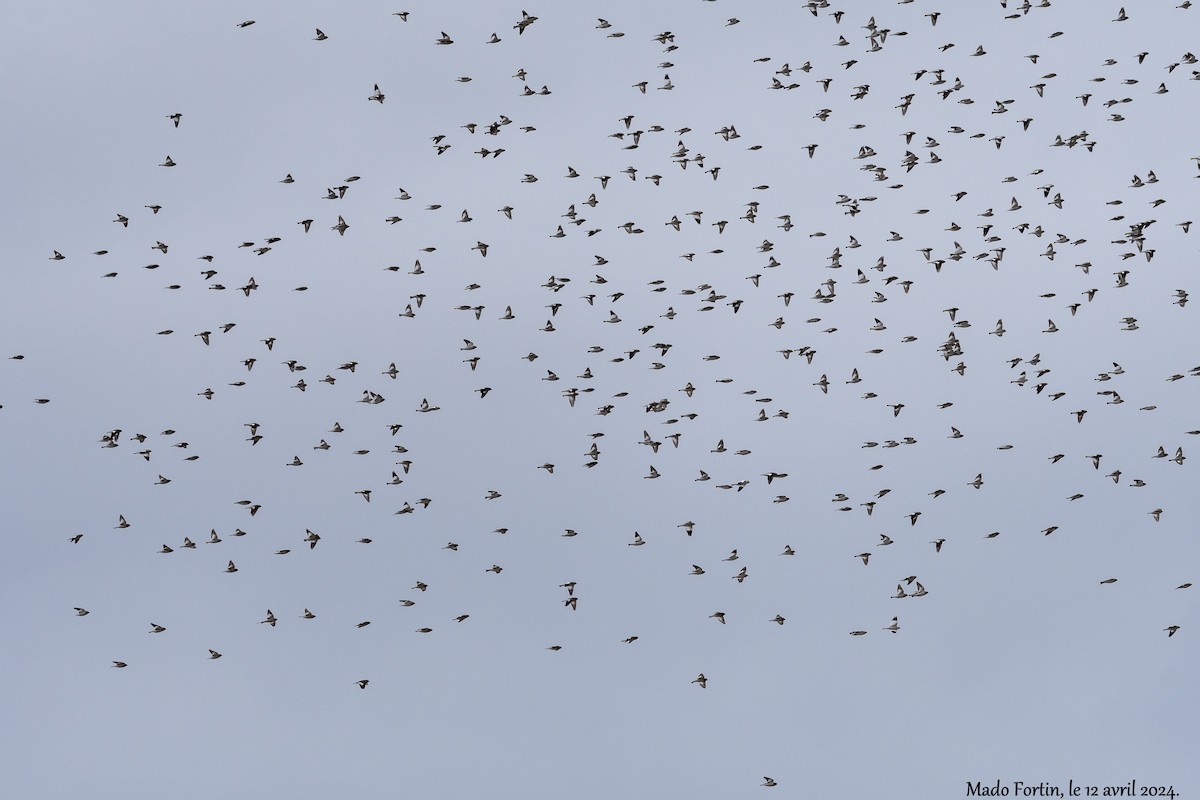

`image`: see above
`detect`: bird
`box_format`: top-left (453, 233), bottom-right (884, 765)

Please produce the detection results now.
top-left (514, 10), bottom-right (538, 34)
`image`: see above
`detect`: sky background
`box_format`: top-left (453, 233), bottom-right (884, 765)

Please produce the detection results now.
top-left (3, 1), bottom-right (1198, 798)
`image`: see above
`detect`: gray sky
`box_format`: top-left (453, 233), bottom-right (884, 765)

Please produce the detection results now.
top-left (3, 1), bottom-right (1198, 798)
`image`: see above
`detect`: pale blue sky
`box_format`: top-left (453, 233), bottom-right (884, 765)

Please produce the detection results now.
top-left (2, 1), bottom-right (1198, 798)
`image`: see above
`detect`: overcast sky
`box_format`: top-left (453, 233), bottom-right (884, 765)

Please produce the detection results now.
top-left (3, 1), bottom-right (1198, 798)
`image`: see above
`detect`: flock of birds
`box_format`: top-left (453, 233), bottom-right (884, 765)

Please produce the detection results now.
top-left (13, 1), bottom-right (1200, 789)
